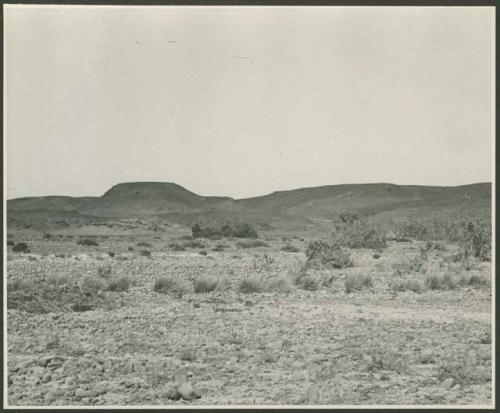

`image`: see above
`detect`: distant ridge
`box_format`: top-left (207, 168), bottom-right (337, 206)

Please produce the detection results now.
top-left (7, 181), bottom-right (491, 224)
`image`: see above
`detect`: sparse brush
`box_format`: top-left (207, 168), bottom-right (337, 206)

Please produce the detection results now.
top-left (238, 275), bottom-right (265, 293)
top-left (97, 264), bottom-right (112, 278)
top-left (293, 265), bottom-right (322, 291)
top-left (79, 276), bottom-right (107, 296)
top-left (139, 250), bottom-right (152, 258)
top-left (194, 276), bottom-right (219, 293)
top-left (12, 242), bottom-right (30, 253)
top-left (345, 273), bottom-right (373, 294)
top-left (392, 277), bottom-right (424, 293)
top-left (184, 240), bottom-right (206, 249)
top-left (332, 219), bottom-right (387, 250)
top-left (106, 276), bottom-right (132, 292)
top-left (137, 241), bottom-right (152, 248)
top-left (212, 243), bottom-right (228, 252)
top-left (266, 275), bottom-right (293, 293)
top-left (169, 243), bottom-right (186, 251)
top-left (237, 240), bottom-right (269, 249)
top-left (154, 276), bottom-right (193, 296)
top-left (282, 244), bottom-right (300, 253)
top-left (305, 240), bottom-right (352, 269)
top-left (77, 238), bottom-right (99, 247)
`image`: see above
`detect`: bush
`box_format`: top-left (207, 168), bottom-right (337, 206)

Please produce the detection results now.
top-left (12, 242), bottom-right (29, 253)
top-left (79, 276), bottom-right (107, 296)
top-left (154, 276), bottom-right (193, 296)
top-left (266, 275), bottom-right (293, 293)
top-left (139, 250), bottom-right (151, 258)
top-left (108, 251), bottom-right (115, 258)
top-left (77, 238), bottom-right (99, 247)
top-left (106, 276), bottom-right (131, 292)
top-left (305, 241), bottom-right (352, 269)
top-left (192, 222), bottom-right (258, 239)
top-left (461, 221), bottom-right (491, 262)
top-left (137, 242), bottom-right (152, 248)
top-left (237, 240), bottom-right (269, 249)
top-left (345, 273), bottom-right (373, 293)
top-left (194, 276), bottom-right (219, 293)
top-left (184, 240), bottom-right (206, 249)
top-left (293, 269), bottom-right (321, 291)
top-left (169, 243), bottom-right (186, 251)
top-left (97, 265), bottom-right (112, 277)
top-left (332, 220), bottom-right (387, 250)
top-left (339, 210), bottom-right (360, 224)
top-left (238, 275), bottom-right (265, 293)
top-left (199, 250), bottom-right (208, 256)
top-left (392, 277), bottom-right (424, 293)
top-left (282, 244), bottom-right (300, 253)
top-left (212, 243), bottom-right (228, 252)
top-left (7, 240), bottom-right (14, 246)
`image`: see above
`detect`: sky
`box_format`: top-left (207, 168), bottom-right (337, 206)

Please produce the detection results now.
top-left (4, 6), bottom-right (495, 200)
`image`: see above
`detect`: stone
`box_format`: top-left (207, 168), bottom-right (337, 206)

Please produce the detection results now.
top-left (176, 382), bottom-right (201, 400)
top-left (441, 378), bottom-right (455, 390)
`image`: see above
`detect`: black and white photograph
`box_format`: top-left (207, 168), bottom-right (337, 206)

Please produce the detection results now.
top-left (3, 4), bottom-right (495, 408)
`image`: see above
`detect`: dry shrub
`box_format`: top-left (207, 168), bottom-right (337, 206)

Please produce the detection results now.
top-left (305, 241), bottom-right (352, 269)
top-left (282, 244), bottom-right (301, 253)
top-left (345, 273), bottom-right (373, 293)
top-left (194, 276), bottom-right (219, 293)
top-left (106, 276), bottom-right (132, 292)
top-left (392, 277), bottom-right (425, 293)
top-left (237, 240), bottom-right (269, 249)
top-left (266, 275), bottom-right (293, 293)
top-left (238, 275), bottom-right (266, 293)
top-left (154, 276), bottom-right (193, 296)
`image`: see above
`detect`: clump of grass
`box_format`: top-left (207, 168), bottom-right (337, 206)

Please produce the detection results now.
top-left (139, 250), bottom-right (151, 258)
top-left (183, 240), bottom-right (206, 249)
top-left (153, 276), bottom-right (193, 296)
top-left (12, 242), bottom-right (30, 253)
top-left (194, 276), bottom-right (219, 293)
top-left (282, 244), bottom-right (300, 253)
top-left (305, 240), bottom-right (352, 269)
top-left (106, 276), bottom-right (132, 292)
top-left (237, 240), bottom-right (269, 249)
top-left (438, 360), bottom-right (489, 385)
top-left (365, 349), bottom-right (408, 373)
top-left (169, 243), bottom-right (186, 251)
top-left (212, 243), bottom-right (228, 252)
top-left (79, 276), bottom-right (107, 296)
top-left (137, 241), bottom-right (152, 248)
top-left (97, 265), bottom-right (112, 278)
top-left (108, 251), bottom-right (115, 258)
top-left (199, 250), bottom-right (208, 256)
top-left (77, 238), bottom-right (99, 247)
top-left (238, 275), bottom-right (266, 293)
top-left (345, 273), bottom-right (373, 293)
top-left (266, 275), bottom-right (293, 293)
top-left (180, 349), bottom-right (196, 362)
top-left (293, 264), bottom-right (325, 291)
top-left (392, 277), bottom-right (425, 293)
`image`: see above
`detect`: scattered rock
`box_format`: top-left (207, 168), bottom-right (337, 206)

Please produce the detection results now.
top-left (441, 378), bottom-right (455, 390)
top-left (176, 382), bottom-right (201, 401)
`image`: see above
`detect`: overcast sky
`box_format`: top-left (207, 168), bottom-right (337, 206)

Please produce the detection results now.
top-left (5, 6), bottom-right (494, 199)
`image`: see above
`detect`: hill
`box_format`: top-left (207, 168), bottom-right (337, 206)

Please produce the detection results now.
top-left (7, 182), bottom-right (491, 228)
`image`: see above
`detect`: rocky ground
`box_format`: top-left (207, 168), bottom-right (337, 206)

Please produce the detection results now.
top-left (5, 225), bottom-right (493, 407)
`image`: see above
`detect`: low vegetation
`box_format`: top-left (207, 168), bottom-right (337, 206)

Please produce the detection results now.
top-left (305, 240), bottom-right (352, 269)
top-left (192, 222), bottom-right (258, 239)
top-left (12, 242), bottom-right (29, 253)
top-left (237, 240), bottom-right (269, 249)
top-left (344, 273), bottom-right (374, 293)
top-left (153, 276), bottom-right (194, 296)
top-left (77, 238), bottom-right (99, 247)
